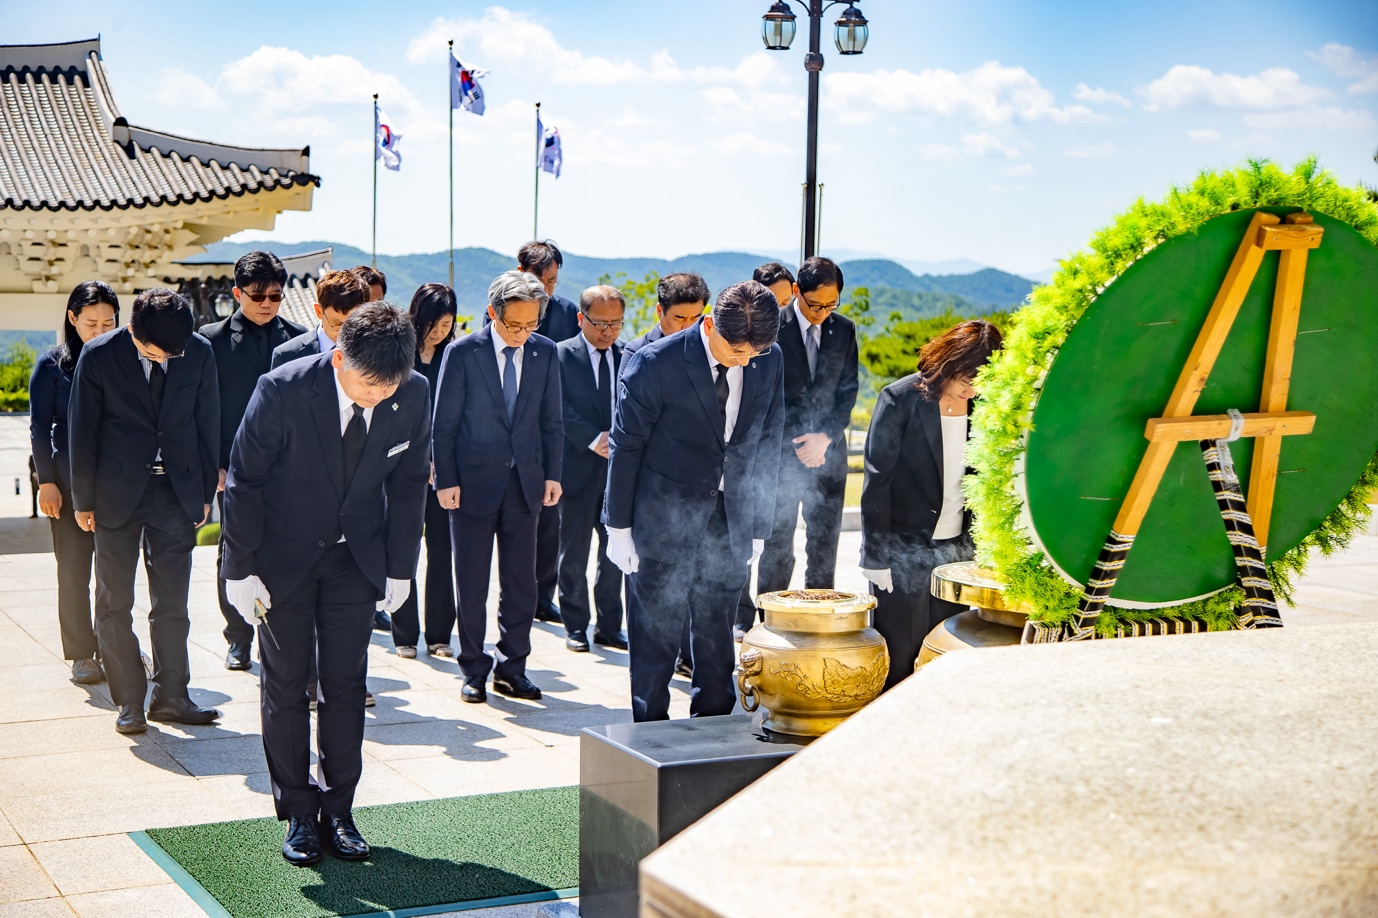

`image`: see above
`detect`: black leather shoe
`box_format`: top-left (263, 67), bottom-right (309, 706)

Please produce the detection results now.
top-left (460, 677), bottom-right (487, 703)
top-left (282, 814), bottom-right (323, 866)
top-left (115, 704), bottom-right (146, 735)
top-left (71, 658), bottom-right (104, 684)
top-left (147, 698), bottom-right (220, 725)
top-left (565, 635), bottom-right (590, 652)
top-left (372, 609), bottom-right (392, 632)
top-left (593, 631), bottom-right (628, 650)
top-left (534, 601), bottom-right (562, 623)
top-left (225, 642), bottom-right (252, 671)
top-left (492, 674), bottom-right (542, 700)
top-left (320, 813), bottom-right (370, 860)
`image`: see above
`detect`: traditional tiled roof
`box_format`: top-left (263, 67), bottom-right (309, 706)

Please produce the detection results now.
top-left (175, 248), bottom-right (332, 328)
top-left (0, 38), bottom-right (319, 212)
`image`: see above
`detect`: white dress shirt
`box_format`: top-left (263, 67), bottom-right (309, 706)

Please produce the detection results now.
top-left (317, 325), bottom-right (335, 355)
top-left (332, 368), bottom-right (373, 542)
top-left (933, 414), bottom-right (968, 540)
top-left (492, 326), bottom-right (524, 390)
top-left (699, 322), bottom-right (742, 443)
top-left (794, 302), bottom-right (818, 347)
top-left (585, 337), bottom-right (615, 452)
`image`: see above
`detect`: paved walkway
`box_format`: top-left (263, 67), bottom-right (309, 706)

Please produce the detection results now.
top-left (0, 407), bottom-right (1373, 916)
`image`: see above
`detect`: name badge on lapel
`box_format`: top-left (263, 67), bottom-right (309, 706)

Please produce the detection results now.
top-left (387, 441), bottom-right (410, 458)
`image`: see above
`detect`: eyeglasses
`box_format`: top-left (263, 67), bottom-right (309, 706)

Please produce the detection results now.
top-left (585, 319), bottom-right (625, 332)
top-left (799, 295), bottom-right (838, 313)
top-left (241, 291), bottom-right (284, 304)
top-left (499, 317), bottom-right (541, 334)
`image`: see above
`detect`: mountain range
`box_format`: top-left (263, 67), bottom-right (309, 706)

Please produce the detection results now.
top-left (191, 241), bottom-right (1041, 324)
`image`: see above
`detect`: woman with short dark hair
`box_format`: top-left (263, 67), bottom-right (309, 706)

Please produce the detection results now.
top-left (30, 280), bottom-right (119, 684)
top-left (860, 319), bottom-right (1003, 689)
top-left (392, 283), bottom-right (460, 660)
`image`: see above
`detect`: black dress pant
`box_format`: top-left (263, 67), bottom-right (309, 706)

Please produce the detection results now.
top-left (535, 502), bottom-right (560, 609)
top-left (450, 469), bottom-right (537, 682)
top-left (216, 491), bottom-right (255, 645)
top-left (871, 534), bottom-right (973, 690)
top-left (49, 486), bottom-right (97, 661)
top-left (392, 487), bottom-right (457, 648)
top-left (259, 542), bottom-right (375, 819)
top-left (557, 481), bottom-right (623, 639)
top-left (92, 476), bottom-right (195, 707)
top-left (628, 497), bottom-right (747, 722)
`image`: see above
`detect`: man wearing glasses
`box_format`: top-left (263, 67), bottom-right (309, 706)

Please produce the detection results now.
top-left (751, 257), bottom-right (859, 631)
top-left (202, 252), bottom-right (307, 669)
top-left (432, 271), bottom-right (564, 704)
top-left (555, 286), bottom-right (628, 654)
top-left (604, 281), bottom-right (785, 722)
top-left (271, 270), bottom-right (371, 370)
top-left (69, 289), bottom-right (222, 735)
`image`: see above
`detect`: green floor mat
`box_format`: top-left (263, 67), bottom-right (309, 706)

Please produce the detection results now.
top-left (135, 786), bottom-right (578, 918)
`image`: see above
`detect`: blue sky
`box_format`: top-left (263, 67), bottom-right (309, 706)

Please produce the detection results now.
top-left (6, 0), bottom-right (1376, 276)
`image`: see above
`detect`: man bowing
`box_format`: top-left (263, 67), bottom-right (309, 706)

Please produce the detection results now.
top-left (222, 304), bottom-right (429, 866)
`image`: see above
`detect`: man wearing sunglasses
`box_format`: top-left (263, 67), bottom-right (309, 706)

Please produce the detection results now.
top-left (202, 251), bottom-right (307, 670)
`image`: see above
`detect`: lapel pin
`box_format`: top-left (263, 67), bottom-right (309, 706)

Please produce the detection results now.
top-left (391, 403), bottom-right (398, 411)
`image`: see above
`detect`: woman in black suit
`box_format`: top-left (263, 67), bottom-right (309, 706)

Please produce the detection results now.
top-left (860, 320), bottom-right (1003, 689)
top-left (392, 283), bottom-right (460, 660)
top-left (29, 281), bottom-right (120, 684)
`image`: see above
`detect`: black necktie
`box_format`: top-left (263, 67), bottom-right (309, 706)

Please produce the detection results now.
top-left (148, 361), bottom-right (166, 416)
top-left (596, 349), bottom-right (611, 430)
top-left (714, 364), bottom-right (729, 420)
top-left (342, 403), bottom-right (366, 493)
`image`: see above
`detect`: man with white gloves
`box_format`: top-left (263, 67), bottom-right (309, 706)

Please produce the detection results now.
top-left (222, 304), bottom-right (429, 867)
top-left (603, 281), bottom-right (784, 722)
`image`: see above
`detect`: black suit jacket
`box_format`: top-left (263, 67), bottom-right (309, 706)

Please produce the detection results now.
top-left (482, 292), bottom-right (581, 344)
top-left (777, 307), bottom-right (859, 480)
top-left (201, 310), bottom-right (306, 467)
top-left (557, 336), bottom-right (622, 494)
top-left (222, 354), bottom-right (430, 601)
top-left (68, 328), bottom-right (220, 528)
top-left (859, 373), bottom-right (972, 569)
top-left (270, 329), bottom-right (321, 370)
top-left (432, 324), bottom-right (564, 517)
top-left (624, 323), bottom-right (664, 357)
top-left (604, 321), bottom-right (785, 564)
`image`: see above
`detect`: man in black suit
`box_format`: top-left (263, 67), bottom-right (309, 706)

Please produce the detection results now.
top-left (68, 289), bottom-right (222, 735)
top-left (555, 286), bottom-right (627, 653)
top-left (624, 272), bottom-right (709, 358)
top-left (350, 265), bottom-right (387, 303)
top-left (222, 304), bottom-right (429, 866)
top-left (433, 271), bottom-right (564, 704)
top-left (753, 261), bottom-right (797, 307)
top-left (605, 281), bottom-right (785, 722)
top-left (751, 257), bottom-right (859, 625)
top-left (270, 269), bottom-right (371, 370)
top-left (201, 251), bottom-right (307, 670)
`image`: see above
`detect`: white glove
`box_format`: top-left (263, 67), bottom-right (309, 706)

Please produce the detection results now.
top-left (226, 575), bottom-right (271, 618)
top-left (606, 526), bottom-right (640, 575)
top-left (377, 578), bottom-right (410, 614)
top-left (750, 539), bottom-right (765, 566)
top-left (861, 568), bottom-right (894, 593)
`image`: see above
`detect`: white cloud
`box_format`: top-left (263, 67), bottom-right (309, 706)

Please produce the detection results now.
top-left (1062, 142), bottom-right (1118, 158)
top-left (221, 46), bottom-right (421, 115)
top-left (826, 61), bottom-right (1095, 126)
top-left (608, 108), bottom-right (658, 129)
top-left (1187, 128), bottom-right (1222, 143)
top-left (918, 142), bottom-right (958, 161)
top-left (1309, 43), bottom-right (1378, 94)
top-left (1140, 64), bottom-right (1331, 110)
top-left (155, 68), bottom-right (224, 111)
top-left (1073, 83), bottom-right (1130, 107)
top-left (1004, 163), bottom-right (1034, 176)
top-left (717, 133), bottom-right (793, 157)
top-left (1243, 106), bottom-right (1376, 130)
top-left (961, 131), bottom-right (1024, 158)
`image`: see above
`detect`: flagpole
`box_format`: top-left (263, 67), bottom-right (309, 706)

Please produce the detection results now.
top-left (448, 41), bottom-right (455, 288)
top-left (371, 93), bottom-right (379, 269)
top-left (533, 101), bottom-right (541, 241)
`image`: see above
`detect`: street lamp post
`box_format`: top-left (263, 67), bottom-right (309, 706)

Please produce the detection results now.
top-left (762, 1), bottom-right (868, 261)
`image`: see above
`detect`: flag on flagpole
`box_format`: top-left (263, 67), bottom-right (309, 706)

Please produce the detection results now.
top-left (536, 116), bottom-right (562, 179)
top-left (375, 106), bottom-right (403, 171)
top-left (449, 53), bottom-right (487, 115)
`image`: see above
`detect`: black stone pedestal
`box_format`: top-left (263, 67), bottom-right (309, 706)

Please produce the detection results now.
top-left (578, 715), bottom-right (810, 918)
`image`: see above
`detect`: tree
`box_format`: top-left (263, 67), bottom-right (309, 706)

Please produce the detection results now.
top-left (597, 270), bottom-right (661, 340)
top-left (0, 341), bottom-right (36, 412)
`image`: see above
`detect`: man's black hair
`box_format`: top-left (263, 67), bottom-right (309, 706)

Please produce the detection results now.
top-left (796, 256), bottom-right (844, 295)
top-left (712, 281), bottom-right (780, 353)
top-left (752, 262), bottom-right (796, 288)
top-left (130, 288), bottom-right (194, 356)
top-left (337, 303), bottom-right (417, 385)
top-left (351, 264), bottom-right (388, 296)
top-left (518, 240), bottom-right (563, 276)
top-left (233, 250), bottom-right (287, 292)
top-left (59, 280), bottom-right (120, 371)
top-left (657, 272), bottom-right (710, 309)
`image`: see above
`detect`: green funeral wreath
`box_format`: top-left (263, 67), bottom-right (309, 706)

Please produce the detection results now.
top-left (965, 159), bottom-right (1378, 634)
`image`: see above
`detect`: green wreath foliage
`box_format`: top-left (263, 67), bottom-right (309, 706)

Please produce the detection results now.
top-left (965, 159), bottom-right (1378, 634)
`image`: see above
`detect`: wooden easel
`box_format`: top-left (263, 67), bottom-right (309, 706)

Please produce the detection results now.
top-left (1058, 211), bottom-right (1324, 640)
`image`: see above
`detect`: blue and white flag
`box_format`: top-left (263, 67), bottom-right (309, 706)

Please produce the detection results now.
top-left (449, 53), bottom-right (487, 115)
top-left (536, 115), bottom-right (562, 179)
top-left (375, 106), bottom-right (402, 171)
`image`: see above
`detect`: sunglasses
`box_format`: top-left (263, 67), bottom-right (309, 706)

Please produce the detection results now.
top-left (242, 291), bottom-right (284, 304)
